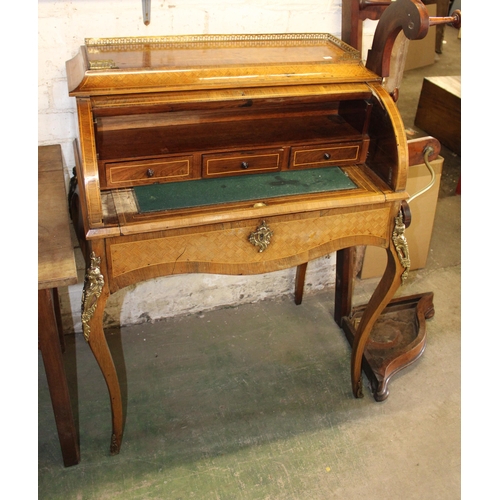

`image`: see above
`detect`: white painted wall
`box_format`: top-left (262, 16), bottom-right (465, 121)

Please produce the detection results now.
top-left (38, 0), bottom-right (377, 333)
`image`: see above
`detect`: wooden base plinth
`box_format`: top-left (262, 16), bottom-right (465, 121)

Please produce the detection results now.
top-left (342, 292), bottom-right (434, 402)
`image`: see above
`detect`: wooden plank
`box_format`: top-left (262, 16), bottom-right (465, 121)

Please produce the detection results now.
top-left (38, 145), bottom-right (78, 289)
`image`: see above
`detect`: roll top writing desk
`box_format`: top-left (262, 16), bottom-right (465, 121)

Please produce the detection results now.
top-left (66, 0), bottom-right (458, 455)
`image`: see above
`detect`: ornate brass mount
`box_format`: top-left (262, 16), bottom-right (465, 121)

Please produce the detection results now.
top-left (392, 210), bottom-right (410, 284)
top-left (249, 221), bottom-right (273, 252)
top-left (81, 251), bottom-right (104, 342)
top-left (89, 59), bottom-right (116, 70)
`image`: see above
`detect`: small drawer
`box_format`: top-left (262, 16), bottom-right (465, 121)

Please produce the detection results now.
top-left (289, 142), bottom-right (365, 169)
top-left (203, 149), bottom-right (284, 178)
top-left (104, 156), bottom-right (196, 188)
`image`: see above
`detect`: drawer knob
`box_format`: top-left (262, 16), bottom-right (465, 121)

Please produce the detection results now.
top-left (323, 153), bottom-right (331, 160)
top-left (146, 168), bottom-right (155, 177)
top-left (241, 162), bottom-right (249, 169)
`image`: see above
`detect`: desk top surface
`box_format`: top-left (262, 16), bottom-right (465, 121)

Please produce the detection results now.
top-left (67, 33), bottom-right (380, 96)
top-left (38, 145), bottom-right (78, 290)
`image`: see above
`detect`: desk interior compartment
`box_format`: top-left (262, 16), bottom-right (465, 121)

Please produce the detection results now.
top-left (95, 96), bottom-right (373, 189)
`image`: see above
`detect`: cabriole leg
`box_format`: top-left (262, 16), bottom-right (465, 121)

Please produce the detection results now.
top-left (82, 248), bottom-right (123, 455)
top-left (350, 211), bottom-right (409, 398)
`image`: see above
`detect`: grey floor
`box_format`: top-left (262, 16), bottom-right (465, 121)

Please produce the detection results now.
top-left (39, 26), bottom-right (461, 499)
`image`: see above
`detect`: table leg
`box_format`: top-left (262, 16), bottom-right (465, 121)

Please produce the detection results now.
top-left (81, 250), bottom-right (123, 455)
top-left (38, 288), bottom-right (80, 467)
top-left (350, 238), bottom-right (404, 397)
top-left (52, 287), bottom-right (65, 351)
top-left (294, 262), bottom-right (308, 305)
top-left (334, 248), bottom-right (354, 326)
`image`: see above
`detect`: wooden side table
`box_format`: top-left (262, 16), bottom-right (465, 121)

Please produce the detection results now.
top-left (38, 145), bottom-right (80, 467)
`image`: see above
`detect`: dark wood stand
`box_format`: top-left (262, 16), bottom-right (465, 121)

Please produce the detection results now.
top-left (342, 292), bottom-right (434, 401)
top-left (337, 0), bottom-right (460, 400)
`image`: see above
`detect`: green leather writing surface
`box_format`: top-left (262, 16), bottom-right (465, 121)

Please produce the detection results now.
top-left (134, 167), bottom-right (357, 213)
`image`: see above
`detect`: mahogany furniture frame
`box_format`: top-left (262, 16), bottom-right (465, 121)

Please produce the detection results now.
top-left (66, 0), bottom-right (459, 455)
top-left (342, 1), bottom-right (457, 53)
top-left (38, 145), bottom-right (80, 467)
top-left (342, 0), bottom-right (392, 51)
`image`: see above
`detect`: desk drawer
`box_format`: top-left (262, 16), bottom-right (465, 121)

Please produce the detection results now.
top-left (104, 156), bottom-right (196, 188)
top-left (289, 141), bottom-right (365, 169)
top-left (203, 149), bottom-right (284, 177)
top-left (108, 205), bottom-right (393, 289)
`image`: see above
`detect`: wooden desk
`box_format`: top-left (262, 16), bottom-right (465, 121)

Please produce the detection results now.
top-left (38, 145), bottom-right (80, 467)
top-left (62, 0), bottom-right (460, 457)
top-left (66, 32), bottom-right (416, 455)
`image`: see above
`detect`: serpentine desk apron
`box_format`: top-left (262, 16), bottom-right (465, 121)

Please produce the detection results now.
top-left (67, 33), bottom-right (410, 455)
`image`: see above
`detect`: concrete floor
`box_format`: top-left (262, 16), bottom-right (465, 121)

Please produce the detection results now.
top-left (39, 26), bottom-right (461, 499)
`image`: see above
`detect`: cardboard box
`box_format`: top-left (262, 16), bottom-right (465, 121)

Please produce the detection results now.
top-left (360, 156), bottom-right (443, 279)
top-left (404, 4), bottom-right (437, 71)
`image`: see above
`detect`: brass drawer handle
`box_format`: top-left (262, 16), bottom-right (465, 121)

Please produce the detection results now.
top-left (146, 168), bottom-right (155, 177)
top-left (249, 220), bottom-right (273, 252)
top-left (323, 153), bottom-right (331, 160)
top-left (241, 161), bottom-right (250, 169)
